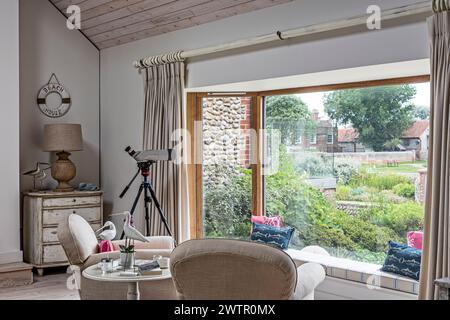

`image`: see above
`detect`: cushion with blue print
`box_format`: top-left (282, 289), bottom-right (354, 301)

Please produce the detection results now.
top-left (250, 222), bottom-right (294, 250)
top-left (381, 241), bottom-right (422, 281)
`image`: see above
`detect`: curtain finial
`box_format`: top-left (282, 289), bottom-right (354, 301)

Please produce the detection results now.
top-left (133, 51), bottom-right (185, 69)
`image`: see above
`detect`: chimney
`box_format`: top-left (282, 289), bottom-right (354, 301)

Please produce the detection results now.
top-left (312, 109), bottom-right (319, 121)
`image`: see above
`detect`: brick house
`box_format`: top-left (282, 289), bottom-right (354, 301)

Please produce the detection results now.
top-left (338, 128), bottom-right (366, 153)
top-left (294, 110), bottom-right (339, 153)
top-left (400, 120), bottom-right (430, 160)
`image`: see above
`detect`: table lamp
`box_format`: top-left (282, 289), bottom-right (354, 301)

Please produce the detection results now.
top-left (43, 124), bottom-right (83, 192)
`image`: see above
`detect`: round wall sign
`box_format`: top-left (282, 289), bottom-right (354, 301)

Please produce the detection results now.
top-left (37, 74), bottom-right (72, 118)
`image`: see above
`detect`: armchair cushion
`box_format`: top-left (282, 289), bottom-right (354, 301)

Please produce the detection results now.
top-left (58, 214), bottom-right (99, 265)
top-left (292, 262), bottom-right (326, 300)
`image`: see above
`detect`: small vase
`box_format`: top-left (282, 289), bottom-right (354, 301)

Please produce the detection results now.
top-left (120, 252), bottom-right (135, 269)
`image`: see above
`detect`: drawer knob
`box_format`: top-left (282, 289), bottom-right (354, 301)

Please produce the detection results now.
top-left (73, 199), bottom-right (77, 202)
top-left (73, 210), bottom-right (76, 214)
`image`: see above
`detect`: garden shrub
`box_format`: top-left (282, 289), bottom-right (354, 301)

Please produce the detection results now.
top-left (293, 153), bottom-right (332, 178)
top-left (204, 168), bottom-right (252, 239)
top-left (336, 185), bottom-right (351, 201)
top-left (393, 183), bottom-right (415, 199)
top-left (328, 210), bottom-right (400, 252)
top-left (350, 171), bottom-right (410, 190)
top-left (358, 201), bottom-right (424, 237)
top-left (333, 160), bottom-right (359, 184)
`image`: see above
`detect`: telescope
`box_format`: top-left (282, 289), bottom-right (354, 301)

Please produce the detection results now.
top-left (120, 146), bottom-right (176, 244)
top-left (125, 146), bottom-right (177, 163)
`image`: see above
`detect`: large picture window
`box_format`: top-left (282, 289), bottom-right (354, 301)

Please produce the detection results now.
top-left (189, 76), bottom-right (429, 267)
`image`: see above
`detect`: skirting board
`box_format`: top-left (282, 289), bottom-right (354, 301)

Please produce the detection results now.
top-left (315, 276), bottom-right (417, 300)
top-left (0, 251), bottom-right (23, 265)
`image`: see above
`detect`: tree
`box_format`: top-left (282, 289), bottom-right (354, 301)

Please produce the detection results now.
top-left (265, 95), bottom-right (314, 145)
top-left (414, 105), bottom-right (430, 120)
top-left (324, 85), bottom-right (416, 151)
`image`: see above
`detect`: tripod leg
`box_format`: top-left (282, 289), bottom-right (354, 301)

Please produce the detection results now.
top-left (143, 186), bottom-right (151, 237)
top-left (146, 181), bottom-right (175, 243)
top-left (120, 183), bottom-right (144, 239)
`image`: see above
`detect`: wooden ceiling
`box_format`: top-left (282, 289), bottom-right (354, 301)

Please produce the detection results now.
top-left (49, 0), bottom-right (293, 49)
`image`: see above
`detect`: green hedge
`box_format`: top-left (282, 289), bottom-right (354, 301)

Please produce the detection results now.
top-left (393, 183), bottom-right (416, 199)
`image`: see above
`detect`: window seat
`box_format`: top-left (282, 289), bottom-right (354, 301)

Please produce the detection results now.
top-left (286, 248), bottom-right (419, 296)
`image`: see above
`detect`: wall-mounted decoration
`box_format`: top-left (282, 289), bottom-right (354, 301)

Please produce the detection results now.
top-left (37, 74), bottom-right (71, 118)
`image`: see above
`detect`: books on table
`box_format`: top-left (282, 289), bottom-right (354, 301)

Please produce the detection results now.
top-left (134, 260), bottom-right (163, 276)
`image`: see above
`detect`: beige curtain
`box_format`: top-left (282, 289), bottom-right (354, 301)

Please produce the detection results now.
top-left (419, 11), bottom-right (450, 300)
top-left (142, 62), bottom-right (188, 243)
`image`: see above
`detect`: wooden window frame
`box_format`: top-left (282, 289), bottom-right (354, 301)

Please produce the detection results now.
top-left (187, 75), bottom-right (430, 239)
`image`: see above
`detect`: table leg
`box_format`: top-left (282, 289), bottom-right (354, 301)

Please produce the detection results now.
top-left (127, 282), bottom-right (140, 300)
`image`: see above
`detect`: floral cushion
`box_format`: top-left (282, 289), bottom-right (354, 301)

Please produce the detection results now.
top-left (407, 231), bottom-right (423, 250)
top-left (251, 215), bottom-right (282, 227)
top-left (381, 241), bottom-right (422, 280)
top-left (99, 240), bottom-right (114, 253)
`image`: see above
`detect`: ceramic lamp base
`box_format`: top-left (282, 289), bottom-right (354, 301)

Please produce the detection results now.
top-left (51, 151), bottom-right (76, 192)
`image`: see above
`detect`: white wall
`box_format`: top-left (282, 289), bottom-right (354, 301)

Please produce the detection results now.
top-left (100, 0), bottom-right (430, 229)
top-left (0, 0), bottom-right (21, 264)
top-left (20, 0), bottom-right (100, 192)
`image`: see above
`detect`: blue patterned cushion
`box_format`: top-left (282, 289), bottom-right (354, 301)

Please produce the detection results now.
top-left (381, 241), bottom-right (422, 280)
top-left (250, 223), bottom-right (294, 250)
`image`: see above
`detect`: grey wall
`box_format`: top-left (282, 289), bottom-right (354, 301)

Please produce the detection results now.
top-left (0, 0), bottom-right (21, 264)
top-left (20, 0), bottom-right (100, 192)
top-left (100, 0), bottom-right (430, 230)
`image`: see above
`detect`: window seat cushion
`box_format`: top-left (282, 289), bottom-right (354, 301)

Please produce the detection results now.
top-left (250, 223), bottom-right (294, 250)
top-left (381, 241), bottom-right (421, 281)
top-left (286, 249), bottom-right (419, 295)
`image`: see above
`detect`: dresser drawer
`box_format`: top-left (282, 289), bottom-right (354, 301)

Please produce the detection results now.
top-left (43, 207), bottom-right (101, 226)
top-left (43, 245), bottom-right (68, 264)
top-left (43, 196), bottom-right (101, 208)
top-left (42, 223), bottom-right (102, 243)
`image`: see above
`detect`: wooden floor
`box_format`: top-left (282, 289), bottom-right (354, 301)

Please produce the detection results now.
top-left (0, 269), bottom-right (80, 300)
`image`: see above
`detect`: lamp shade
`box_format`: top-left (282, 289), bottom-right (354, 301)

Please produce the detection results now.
top-left (43, 124), bottom-right (83, 152)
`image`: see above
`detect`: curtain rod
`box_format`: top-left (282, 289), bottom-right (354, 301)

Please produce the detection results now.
top-left (134, 1), bottom-right (442, 69)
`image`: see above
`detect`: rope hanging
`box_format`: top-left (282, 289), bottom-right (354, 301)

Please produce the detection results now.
top-left (433, 0), bottom-right (450, 12)
top-left (133, 51), bottom-right (185, 69)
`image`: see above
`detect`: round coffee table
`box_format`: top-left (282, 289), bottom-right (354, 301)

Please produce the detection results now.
top-left (82, 264), bottom-right (172, 300)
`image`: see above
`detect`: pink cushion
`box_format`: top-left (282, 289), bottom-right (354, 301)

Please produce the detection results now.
top-left (407, 231), bottom-right (423, 250)
top-left (99, 240), bottom-right (114, 253)
top-left (251, 215), bottom-right (282, 227)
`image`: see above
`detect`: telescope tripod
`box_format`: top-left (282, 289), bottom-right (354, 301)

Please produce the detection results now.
top-left (119, 161), bottom-right (174, 243)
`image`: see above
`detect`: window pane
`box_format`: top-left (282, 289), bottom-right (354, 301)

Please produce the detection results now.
top-left (264, 83), bottom-right (428, 265)
top-left (202, 97), bottom-right (252, 239)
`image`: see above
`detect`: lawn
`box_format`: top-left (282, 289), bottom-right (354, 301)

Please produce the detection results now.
top-left (361, 161), bottom-right (427, 174)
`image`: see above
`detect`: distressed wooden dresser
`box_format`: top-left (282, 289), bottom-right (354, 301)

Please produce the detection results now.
top-left (23, 191), bottom-right (103, 276)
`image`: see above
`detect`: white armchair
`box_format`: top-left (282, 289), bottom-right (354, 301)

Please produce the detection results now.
top-left (58, 214), bottom-right (177, 300)
top-left (170, 239), bottom-right (326, 300)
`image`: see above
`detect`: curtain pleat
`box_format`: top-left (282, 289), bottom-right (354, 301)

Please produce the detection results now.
top-left (419, 12), bottom-right (450, 300)
top-left (142, 62), bottom-right (186, 243)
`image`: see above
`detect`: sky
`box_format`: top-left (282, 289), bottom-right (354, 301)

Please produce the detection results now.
top-left (296, 82), bottom-right (430, 120)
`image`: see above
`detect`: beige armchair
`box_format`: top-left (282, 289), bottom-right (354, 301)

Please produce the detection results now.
top-left (170, 239), bottom-right (325, 300)
top-left (58, 214), bottom-right (177, 300)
